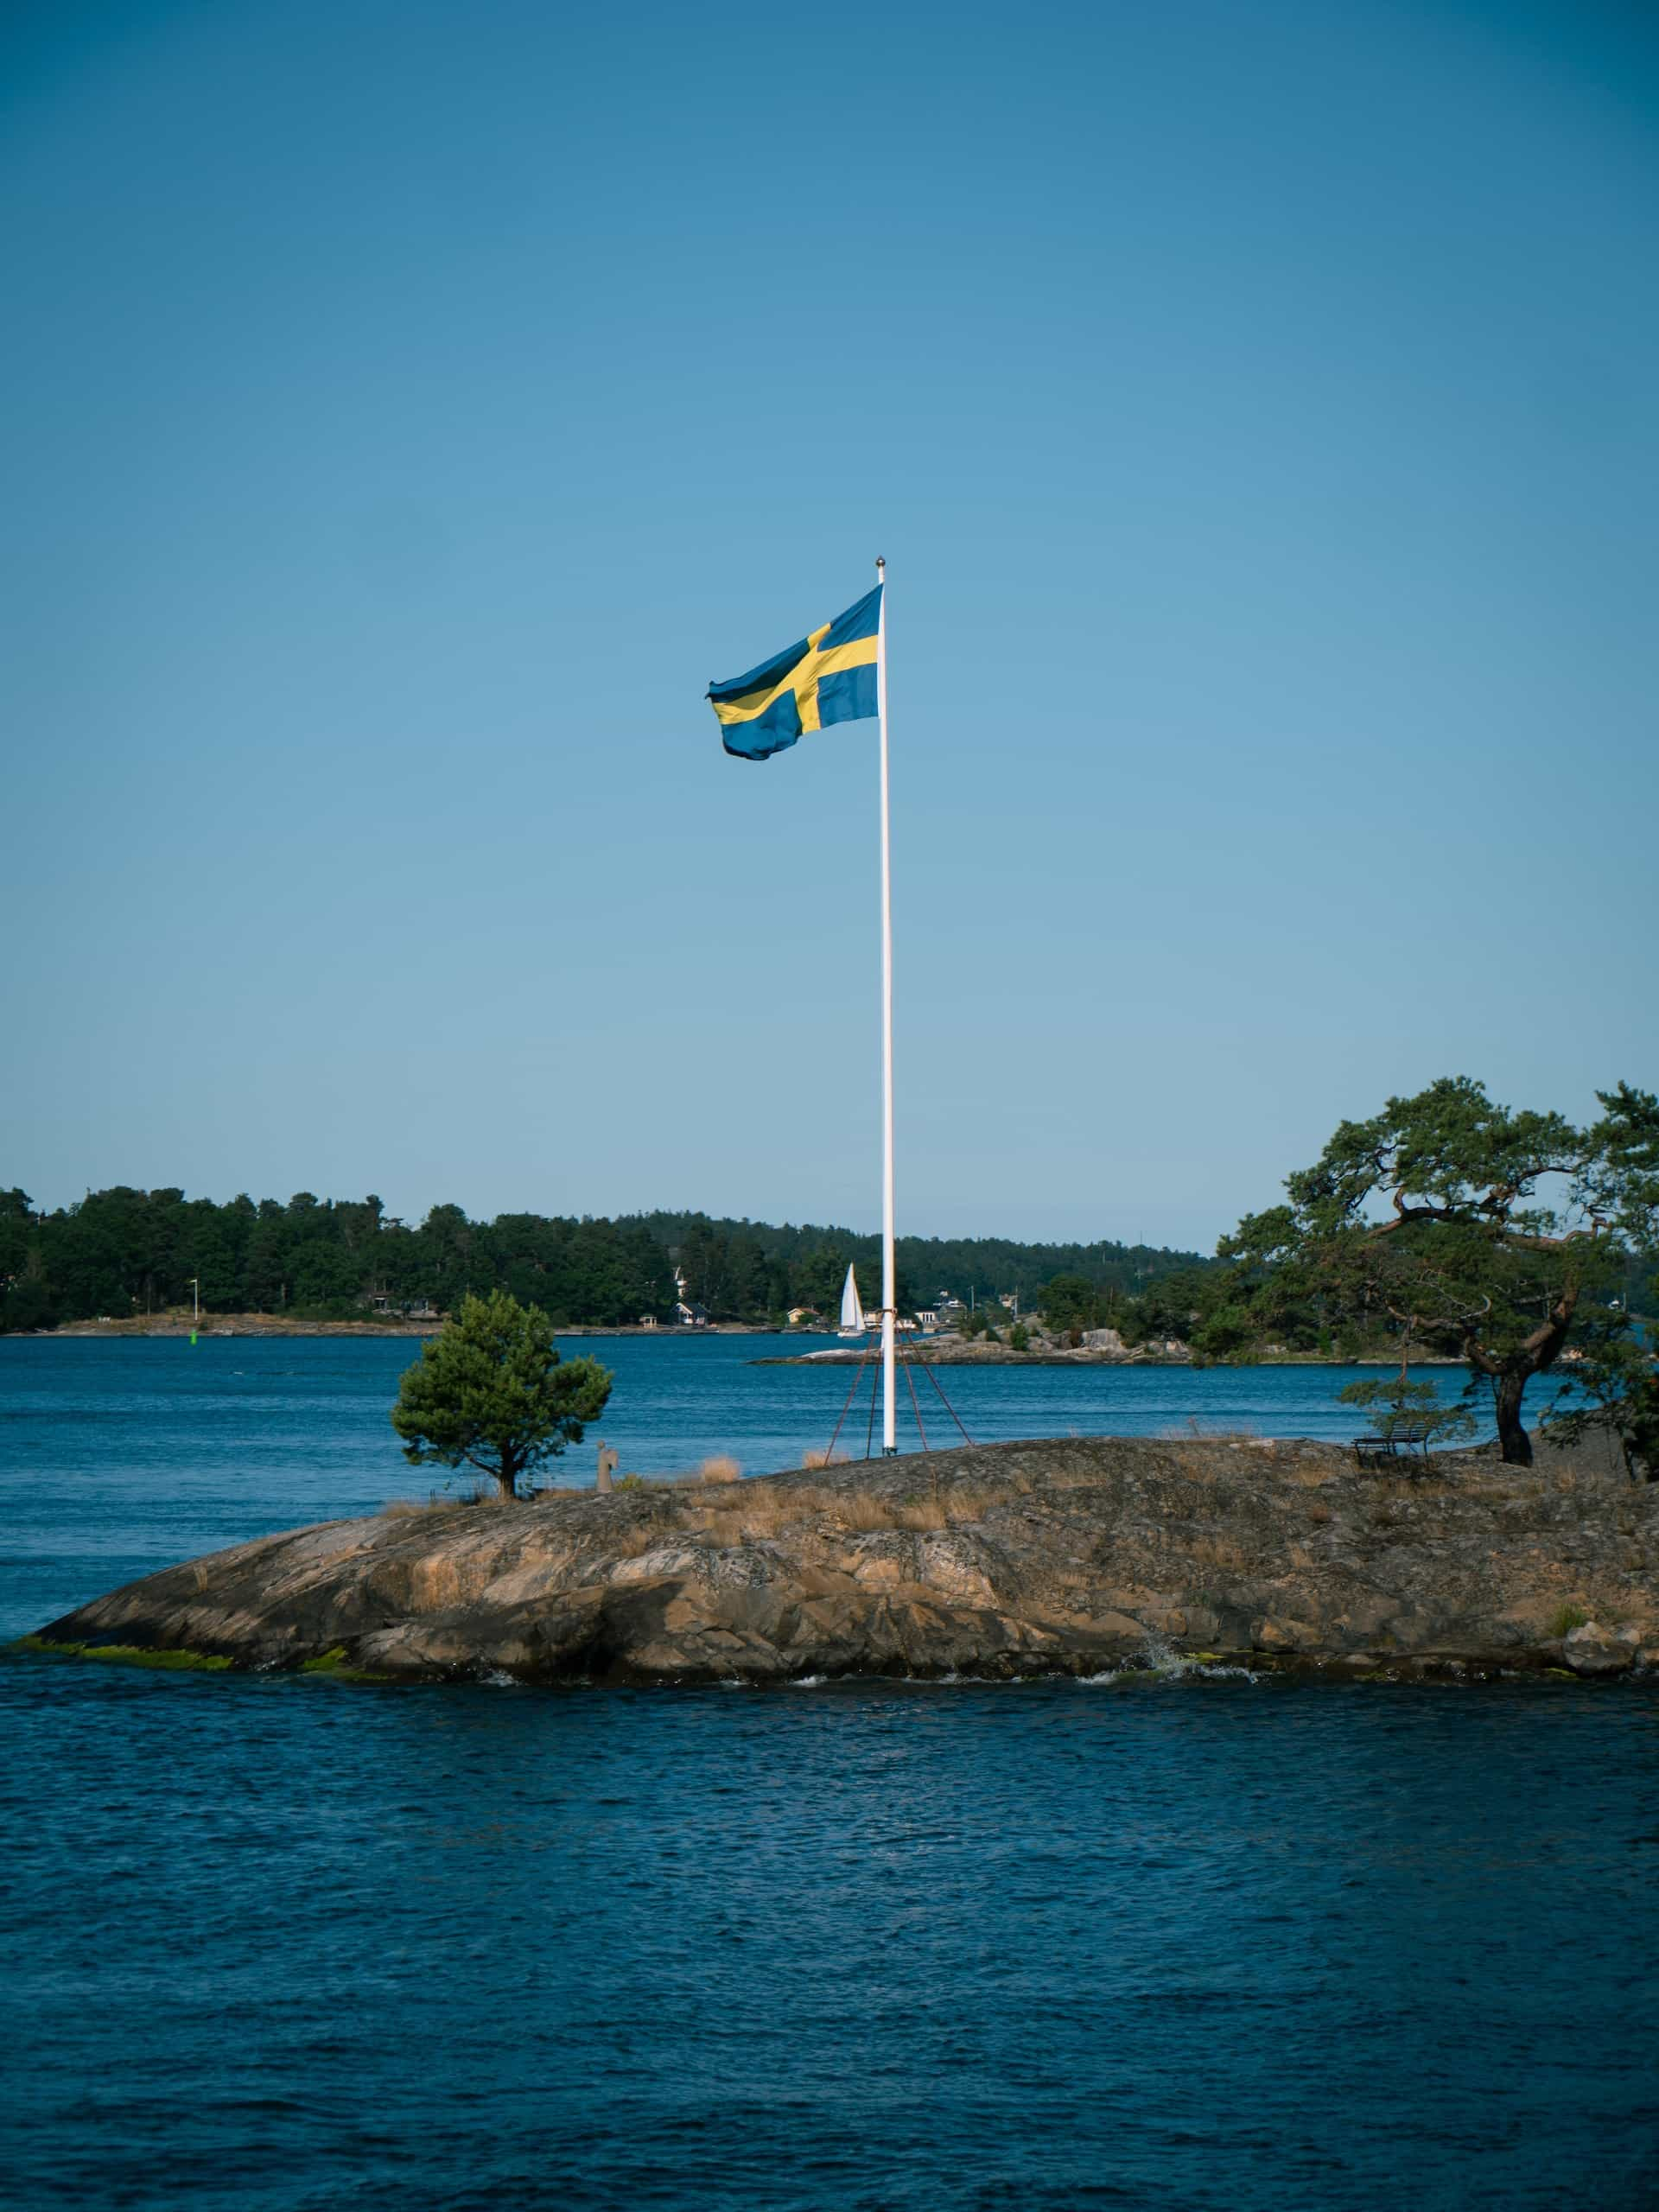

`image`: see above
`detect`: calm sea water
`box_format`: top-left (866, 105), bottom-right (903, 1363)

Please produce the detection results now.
top-left (3, 1336), bottom-right (1656, 2212)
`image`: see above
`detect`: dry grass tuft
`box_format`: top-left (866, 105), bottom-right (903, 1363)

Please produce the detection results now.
top-left (818, 1491), bottom-right (950, 1533)
top-left (800, 1446), bottom-right (852, 1470)
top-left (694, 1513), bottom-right (750, 1548)
top-left (1167, 1446), bottom-right (1224, 1485)
top-left (944, 1482), bottom-right (1025, 1522)
top-left (832, 1491), bottom-right (904, 1531)
top-left (1160, 1419), bottom-right (1261, 1443)
top-left (750, 1484), bottom-right (794, 1518)
top-left (1189, 1535), bottom-right (1249, 1571)
top-left (380, 1494), bottom-right (465, 1519)
top-left (682, 1484), bottom-right (794, 1545)
top-left (1306, 1502), bottom-right (1333, 1524)
top-left (662, 1455), bottom-right (743, 1489)
top-left (609, 1526), bottom-right (660, 1558)
top-left (1363, 1474), bottom-right (1457, 1508)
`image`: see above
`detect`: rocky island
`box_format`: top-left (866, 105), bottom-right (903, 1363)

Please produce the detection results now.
top-left (757, 1328), bottom-right (1188, 1365)
top-left (27, 1433), bottom-right (1657, 1686)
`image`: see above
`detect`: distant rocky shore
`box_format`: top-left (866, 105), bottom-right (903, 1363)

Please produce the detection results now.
top-left (758, 1331), bottom-right (1463, 1367)
top-left (759, 1334), bottom-right (1189, 1366)
top-left (42, 1314), bottom-right (444, 1339)
top-left (26, 1433), bottom-right (1655, 1688)
top-left (34, 1315), bottom-right (1458, 1363)
top-left (37, 1315), bottom-right (782, 1341)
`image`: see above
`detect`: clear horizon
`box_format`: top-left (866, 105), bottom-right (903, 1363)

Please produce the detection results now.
top-left (4, 1), bottom-right (1656, 1249)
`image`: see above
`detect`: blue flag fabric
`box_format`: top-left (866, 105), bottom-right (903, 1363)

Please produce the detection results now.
top-left (707, 585), bottom-right (881, 760)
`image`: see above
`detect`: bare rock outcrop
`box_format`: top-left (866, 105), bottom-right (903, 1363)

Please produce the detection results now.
top-left (1560, 1620), bottom-right (1642, 1675)
top-left (28, 1434), bottom-right (1658, 1686)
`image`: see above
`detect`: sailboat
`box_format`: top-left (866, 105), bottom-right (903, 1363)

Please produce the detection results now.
top-left (838, 1263), bottom-right (869, 1340)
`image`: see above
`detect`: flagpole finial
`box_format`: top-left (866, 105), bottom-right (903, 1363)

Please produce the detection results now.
top-left (875, 556), bottom-right (885, 575)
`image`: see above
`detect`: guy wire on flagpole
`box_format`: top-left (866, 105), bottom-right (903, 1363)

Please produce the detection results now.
top-left (876, 556), bottom-right (897, 1454)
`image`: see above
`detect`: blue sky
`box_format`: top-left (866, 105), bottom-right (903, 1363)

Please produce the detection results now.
top-left (3, 0), bottom-right (1656, 1250)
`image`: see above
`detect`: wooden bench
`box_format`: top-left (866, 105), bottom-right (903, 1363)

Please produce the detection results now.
top-left (1352, 1424), bottom-right (1436, 1471)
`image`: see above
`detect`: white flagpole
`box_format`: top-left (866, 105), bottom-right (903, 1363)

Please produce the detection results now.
top-left (876, 556), bottom-right (897, 1453)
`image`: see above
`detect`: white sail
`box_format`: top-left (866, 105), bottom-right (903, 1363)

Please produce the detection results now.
top-left (838, 1263), bottom-right (866, 1337)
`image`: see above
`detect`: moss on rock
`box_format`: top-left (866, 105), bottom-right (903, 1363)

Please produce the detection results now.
top-left (14, 1635), bottom-right (232, 1672)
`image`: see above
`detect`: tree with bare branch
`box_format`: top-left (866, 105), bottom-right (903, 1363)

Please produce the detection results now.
top-left (1220, 1077), bottom-right (1659, 1464)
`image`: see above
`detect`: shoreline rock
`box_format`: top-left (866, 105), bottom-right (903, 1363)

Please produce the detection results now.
top-left (26, 1318), bottom-right (786, 1341)
top-left (24, 1434), bottom-right (1657, 1688)
top-left (756, 1337), bottom-right (1466, 1367)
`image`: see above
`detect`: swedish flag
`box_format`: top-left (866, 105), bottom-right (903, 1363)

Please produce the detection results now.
top-left (708, 584), bottom-right (882, 760)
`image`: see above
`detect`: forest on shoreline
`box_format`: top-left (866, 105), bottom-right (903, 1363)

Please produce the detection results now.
top-left (0, 1185), bottom-right (1206, 1336)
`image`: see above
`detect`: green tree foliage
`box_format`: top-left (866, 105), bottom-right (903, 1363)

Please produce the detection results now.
top-left (1543, 1322), bottom-right (1659, 1482)
top-left (0, 1191), bottom-right (1213, 1336)
top-left (390, 1291), bottom-right (613, 1499)
top-left (1037, 1273), bottom-right (1109, 1331)
top-left (0, 1189), bottom-right (53, 1330)
top-left (677, 1218), bottom-right (784, 1319)
top-left (0, 1186), bottom-right (679, 1332)
top-left (638, 1213), bottom-right (1205, 1314)
top-left (789, 1243), bottom-right (862, 1321)
top-left (0, 1189), bottom-right (32, 1270)
top-left (1220, 1077), bottom-right (1659, 1464)
top-left (1116, 1268), bottom-right (1213, 1348)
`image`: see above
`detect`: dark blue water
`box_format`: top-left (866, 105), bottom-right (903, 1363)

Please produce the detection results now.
top-left (4, 1338), bottom-right (1656, 2211)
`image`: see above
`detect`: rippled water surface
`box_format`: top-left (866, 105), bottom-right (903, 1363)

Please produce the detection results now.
top-left (3, 1337), bottom-right (1657, 2211)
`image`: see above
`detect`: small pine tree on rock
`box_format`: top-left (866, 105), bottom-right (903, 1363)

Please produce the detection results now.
top-left (391, 1290), bottom-right (613, 1499)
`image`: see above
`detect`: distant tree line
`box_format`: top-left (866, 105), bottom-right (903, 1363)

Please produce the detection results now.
top-left (0, 1184), bottom-right (1210, 1335)
top-left (0, 1188), bottom-right (675, 1332)
top-left (642, 1211), bottom-right (1205, 1325)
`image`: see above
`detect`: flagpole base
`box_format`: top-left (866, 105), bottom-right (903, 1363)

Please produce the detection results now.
top-left (880, 1446), bottom-right (899, 1457)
